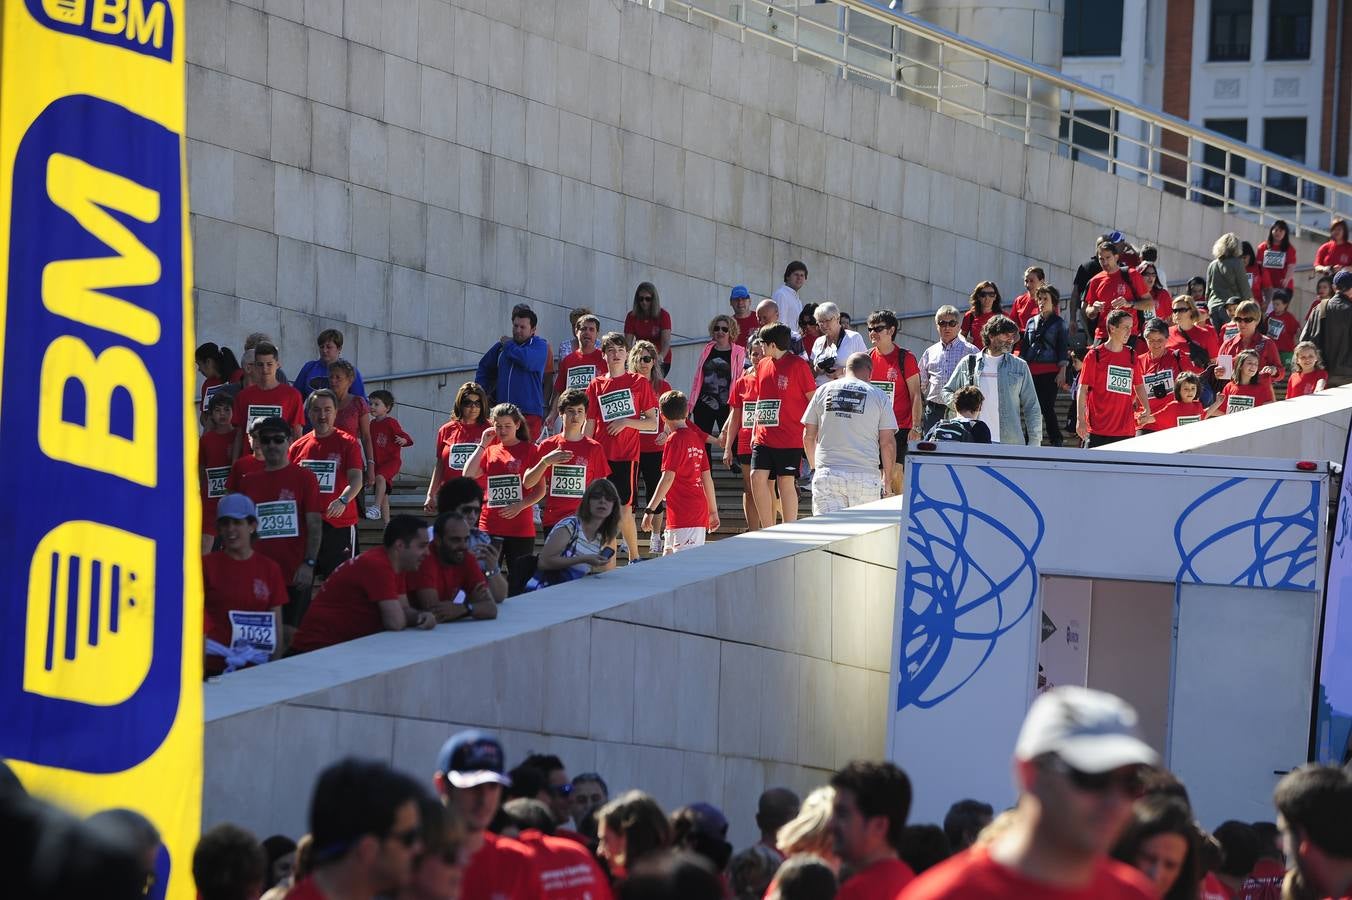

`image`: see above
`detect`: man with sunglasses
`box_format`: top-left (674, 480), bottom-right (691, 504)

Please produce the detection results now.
top-left (900, 687), bottom-right (1157, 899)
top-left (238, 416), bottom-right (324, 628)
top-left (918, 306), bottom-right (978, 435)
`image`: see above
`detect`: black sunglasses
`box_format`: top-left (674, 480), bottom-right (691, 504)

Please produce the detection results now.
top-left (637, 295), bottom-right (654, 302)
top-left (867, 325), bottom-right (889, 332)
top-left (1235, 316), bottom-right (1257, 323)
top-left (713, 326), bottom-right (730, 333)
top-left (257, 434), bottom-right (288, 446)
top-left (387, 825), bottom-right (421, 848)
top-left (1172, 306), bottom-right (1190, 313)
top-left (639, 355), bottom-right (654, 363)
top-left (462, 399), bottom-right (482, 407)
top-left (1043, 756), bottom-right (1146, 797)
top-left (937, 320), bottom-right (959, 328)
top-left (977, 290), bottom-right (996, 297)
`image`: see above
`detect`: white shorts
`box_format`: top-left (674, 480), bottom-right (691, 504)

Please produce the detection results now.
top-left (663, 527), bottom-right (707, 555)
top-left (811, 469), bottom-right (882, 515)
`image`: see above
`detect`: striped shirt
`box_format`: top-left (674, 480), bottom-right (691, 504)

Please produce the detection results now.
top-left (919, 337), bottom-right (979, 404)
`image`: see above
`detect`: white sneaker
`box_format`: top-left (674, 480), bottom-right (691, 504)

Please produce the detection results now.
top-left (533, 505), bottom-right (543, 525)
top-left (365, 507), bottom-right (382, 520)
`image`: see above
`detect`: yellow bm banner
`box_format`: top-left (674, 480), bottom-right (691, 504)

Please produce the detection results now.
top-left (0, 1), bottom-right (199, 898)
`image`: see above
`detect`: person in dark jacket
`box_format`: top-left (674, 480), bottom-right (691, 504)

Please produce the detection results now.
top-left (1299, 270), bottom-right (1352, 388)
top-left (1021, 285), bottom-right (1070, 446)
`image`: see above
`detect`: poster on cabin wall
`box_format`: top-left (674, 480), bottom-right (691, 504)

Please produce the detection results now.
top-left (1037, 579), bottom-right (1091, 694)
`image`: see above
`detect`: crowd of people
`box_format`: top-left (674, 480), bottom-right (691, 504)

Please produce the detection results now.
top-left (194, 217), bottom-right (1352, 670)
top-left (14, 686), bottom-right (1350, 900)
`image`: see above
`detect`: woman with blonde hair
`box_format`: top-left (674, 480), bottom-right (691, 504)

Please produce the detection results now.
top-left (1205, 232), bottom-right (1252, 332)
top-left (690, 313), bottom-right (747, 443)
top-left (776, 786), bottom-right (839, 869)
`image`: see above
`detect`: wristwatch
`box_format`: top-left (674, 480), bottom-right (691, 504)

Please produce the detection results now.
top-left (463, 601), bottom-right (475, 617)
top-left (304, 557), bottom-right (317, 567)
top-left (484, 567), bottom-right (501, 579)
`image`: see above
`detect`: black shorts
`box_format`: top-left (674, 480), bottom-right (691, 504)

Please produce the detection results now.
top-left (637, 451), bottom-right (663, 505)
top-left (752, 445), bottom-right (804, 477)
top-left (607, 460), bottom-right (637, 506)
top-left (736, 452), bottom-right (752, 466)
top-left (315, 522), bottom-right (356, 579)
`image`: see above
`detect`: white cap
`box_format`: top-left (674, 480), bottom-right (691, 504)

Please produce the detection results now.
top-left (1015, 687), bottom-right (1159, 773)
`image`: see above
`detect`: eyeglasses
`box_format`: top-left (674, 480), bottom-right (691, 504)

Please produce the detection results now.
top-left (977, 290), bottom-right (996, 297)
top-left (637, 295), bottom-right (654, 302)
top-left (713, 326), bottom-right (730, 333)
top-left (257, 434), bottom-right (288, 446)
top-left (1172, 306), bottom-right (1190, 313)
top-left (799, 321), bottom-right (815, 328)
top-left (1235, 316), bottom-right (1257, 323)
top-left (937, 320), bottom-right (959, 328)
top-left (639, 355), bottom-right (654, 363)
top-left (867, 325), bottom-right (890, 333)
top-left (1042, 756), bottom-right (1146, 797)
top-left (462, 399), bottom-right (482, 407)
top-left (387, 826), bottom-right (422, 849)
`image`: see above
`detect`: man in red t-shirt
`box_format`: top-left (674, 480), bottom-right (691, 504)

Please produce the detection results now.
top-left (899, 687), bottom-right (1159, 900)
top-left (238, 416), bottom-right (324, 627)
top-left (547, 314), bottom-right (605, 429)
top-left (1083, 240), bottom-right (1153, 342)
top-left (499, 799), bottom-right (614, 900)
top-left (289, 516), bottom-right (434, 653)
top-left (230, 340), bottom-right (305, 460)
top-left (586, 332), bottom-right (659, 561)
top-left (199, 391), bottom-right (239, 553)
top-left (730, 285), bottom-right (760, 348)
top-left (749, 323), bottom-right (818, 527)
top-left (407, 513), bottom-right (496, 623)
top-left (1077, 310), bottom-right (1154, 447)
top-left (826, 761), bottom-right (916, 899)
top-left (527, 389), bottom-right (610, 530)
top-left (435, 730), bottom-right (544, 900)
top-left (866, 309), bottom-right (922, 493)
top-left (1273, 765), bottom-right (1352, 900)
top-left (201, 493), bottom-right (287, 675)
top-left (640, 391), bottom-right (719, 555)
top-left (289, 388), bottom-right (365, 578)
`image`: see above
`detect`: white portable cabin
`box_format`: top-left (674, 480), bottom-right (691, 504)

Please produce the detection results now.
top-left (889, 443), bottom-right (1331, 828)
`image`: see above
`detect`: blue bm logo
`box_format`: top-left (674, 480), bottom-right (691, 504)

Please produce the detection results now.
top-left (27, 0), bottom-right (174, 61)
top-left (0, 95), bottom-right (184, 774)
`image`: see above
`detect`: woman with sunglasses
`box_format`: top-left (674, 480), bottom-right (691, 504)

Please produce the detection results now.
top-left (1216, 299), bottom-right (1284, 402)
top-left (798, 303), bottom-right (822, 361)
top-left (1138, 263), bottom-right (1173, 324)
top-left (463, 403), bottom-right (543, 583)
top-left (624, 281), bottom-right (672, 375)
top-left (690, 314), bottom-right (747, 441)
top-left (725, 336), bottom-right (766, 530)
top-left (424, 383), bottom-right (490, 514)
top-left (631, 340), bottom-right (672, 557)
top-left (961, 281), bottom-right (1004, 350)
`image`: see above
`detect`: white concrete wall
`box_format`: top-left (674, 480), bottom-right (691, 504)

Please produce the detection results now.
top-left (202, 500), bottom-right (903, 848)
top-left (186, 0), bottom-right (1287, 476)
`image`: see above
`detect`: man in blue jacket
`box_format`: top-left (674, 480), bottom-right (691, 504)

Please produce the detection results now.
top-left (476, 304), bottom-right (549, 439)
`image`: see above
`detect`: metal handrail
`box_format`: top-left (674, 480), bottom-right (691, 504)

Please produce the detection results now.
top-left (650, 0), bottom-right (1351, 237)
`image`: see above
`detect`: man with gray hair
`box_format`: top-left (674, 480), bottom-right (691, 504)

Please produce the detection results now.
top-left (918, 306), bottom-right (978, 435)
top-left (757, 298), bottom-right (803, 355)
top-left (801, 353), bottom-right (897, 514)
top-left (942, 315), bottom-right (1042, 446)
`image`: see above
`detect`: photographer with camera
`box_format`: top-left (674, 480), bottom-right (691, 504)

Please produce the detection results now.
top-left (810, 302), bottom-right (868, 386)
top-left (1136, 318), bottom-right (1200, 434)
top-left (1021, 286), bottom-right (1070, 447)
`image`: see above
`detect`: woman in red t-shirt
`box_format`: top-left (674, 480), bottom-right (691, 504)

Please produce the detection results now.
top-left (1110, 795), bottom-right (1202, 900)
top-left (1217, 300), bottom-right (1285, 402)
top-left (724, 336), bottom-right (765, 531)
top-left (961, 281), bottom-right (1003, 351)
top-left (463, 402), bottom-right (542, 578)
top-left (1314, 218), bottom-right (1352, 278)
top-left (1287, 342), bottom-right (1328, 398)
top-left (425, 382), bottom-right (491, 513)
top-left (1140, 264), bottom-right (1173, 323)
top-left (1256, 219), bottom-right (1297, 302)
top-left (202, 495), bottom-right (288, 676)
top-left (1210, 350), bottom-right (1269, 416)
top-left (624, 281), bottom-right (673, 374)
top-left (631, 340), bottom-right (672, 556)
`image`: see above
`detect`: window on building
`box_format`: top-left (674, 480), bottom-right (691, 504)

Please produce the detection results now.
top-left (1199, 119), bottom-right (1247, 206)
top-left (1263, 117), bottom-right (1307, 205)
top-left (1064, 0), bottom-right (1124, 57)
top-left (1059, 109), bottom-right (1116, 172)
top-left (1268, 0), bottom-right (1312, 60)
top-left (1209, 0), bottom-right (1252, 61)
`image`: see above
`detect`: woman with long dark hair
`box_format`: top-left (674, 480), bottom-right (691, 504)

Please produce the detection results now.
top-left (463, 402), bottom-right (541, 578)
top-left (1111, 796), bottom-right (1202, 900)
top-left (425, 382), bottom-right (491, 513)
top-left (625, 282), bottom-right (673, 375)
top-left (960, 281), bottom-right (1003, 350)
top-left (1256, 219), bottom-right (1296, 304)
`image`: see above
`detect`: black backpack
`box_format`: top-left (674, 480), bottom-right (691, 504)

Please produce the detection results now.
top-left (926, 418), bottom-right (983, 443)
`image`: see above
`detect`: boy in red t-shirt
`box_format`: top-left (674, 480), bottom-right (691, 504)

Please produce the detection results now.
top-left (749, 324), bottom-right (817, 527)
top-left (230, 340), bottom-right (305, 459)
top-left (1264, 290), bottom-right (1300, 368)
top-left (199, 392), bottom-right (238, 554)
top-left (366, 389), bottom-right (413, 524)
top-left (1083, 240), bottom-right (1153, 342)
top-left (525, 389), bottom-right (610, 531)
top-left (1077, 310), bottom-right (1153, 447)
top-left (640, 391), bottom-right (719, 555)
top-left (586, 333), bottom-right (660, 561)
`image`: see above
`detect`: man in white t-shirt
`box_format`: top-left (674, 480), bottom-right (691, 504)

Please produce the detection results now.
top-left (772, 260), bottom-right (808, 340)
top-left (801, 353), bottom-right (898, 515)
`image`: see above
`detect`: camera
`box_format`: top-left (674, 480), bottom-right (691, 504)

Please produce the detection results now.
top-left (1150, 382), bottom-right (1170, 400)
top-left (816, 355), bottom-right (837, 372)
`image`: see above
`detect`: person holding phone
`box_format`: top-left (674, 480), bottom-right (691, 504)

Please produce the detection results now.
top-left (534, 479), bottom-right (623, 584)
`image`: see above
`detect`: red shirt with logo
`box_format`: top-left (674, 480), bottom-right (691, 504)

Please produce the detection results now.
top-left (1315, 239), bottom-right (1352, 271)
top-left (224, 453), bottom-right (264, 493)
top-left (516, 829), bottom-right (613, 900)
top-left (1288, 368), bottom-right (1328, 398)
top-left (554, 347), bottom-right (605, 395)
top-left (231, 382), bottom-right (306, 447)
top-left (1257, 242), bottom-right (1297, 292)
top-left (1085, 267), bottom-right (1150, 340)
top-left (868, 346), bottom-right (920, 429)
top-left (729, 370), bottom-right (758, 456)
top-left (1150, 399), bottom-right (1207, 431)
top-left (1009, 292), bottom-right (1038, 331)
top-left (462, 832), bottom-right (543, 900)
top-left (1218, 333), bottom-right (1284, 402)
top-left (624, 309), bottom-right (673, 364)
top-left (239, 464), bottom-right (323, 577)
top-left (406, 548), bottom-right (487, 603)
top-left (1238, 858), bottom-right (1286, 900)
top-left (1167, 324), bottom-right (1220, 362)
top-left (836, 857), bottom-right (914, 900)
top-left (961, 310), bottom-right (997, 350)
top-left (370, 415), bottom-right (412, 480)
top-left (1265, 310), bottom-right (1299, 353)
top-left (639, 378), bottom-right (673, 454)
top-left (586, 372), bottom-right (659, 462)
top-left (199, 428), bottom-right (237, 535)
top-left (1136, 349), bottom-right (1197, 419)
top-left (1215, 381), bottom-right (1269, 415)
top-left (290, 547), bottom-right (407, 653)
top-left (751, 353), bottom-right (816, 449)
top-left (436, 420), bottom-right (490, 485)
top-left (202, 550), bottom-right (287, 672)
top-left (661, 425), bottom-right (712, 529)
top-left (898, 847), bottom-right (1154, 900)
top-left (1081, 344), bottom-right (1144, 437)
top-left (534, 433), bottom-right (609, 529)
top-left (734, 312), bottom-right (760, 347)
top-left (288, 429), bottom-right (365, 527)
top-left (478, 440), bottom-right (543, 538)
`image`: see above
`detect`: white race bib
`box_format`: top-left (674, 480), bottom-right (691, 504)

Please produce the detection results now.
top-left (256, 500), bottom-right (299, 539)
top-left (487, 474), bottom-right (523, 508)
top-left (205, 465), bottom-right (231, 499)
top-left (229, 610), bottom-right (277, 656)
top-left (871, 380), bottom-right (896, 397)
top-left (1106, 365), bottom-right (1133, 396)
top-left (202, 382), bottom-right (228, 412)
top-left (1263, 249), bottom-right (1286, 269)
top-left (298, 458), bottom-right (338, 493)
top-left (1143, 369), bottom-right (1174, 395)
top-left (1176, 415), bottom-right (1202, 427)
top-left (549, 464), bottom-right (586, 499)
top-left (447, 443), bottom-right (476, 471)
top-left (565, 364), bottom-right (596, 391)
top-left (246, 403), bottom-right (283, 433)
top-left (1267, 318), bottom-right (1285, 339)
top-left (1227, 394), bottom-right (1256, 414)
top-left (755, 399), bottom-right (781, 427)
top-left (599, 388), bottom-right (638, 423)
top-left (740, 401), bottom-right (757, 430)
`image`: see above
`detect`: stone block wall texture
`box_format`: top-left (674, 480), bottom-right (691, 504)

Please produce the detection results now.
top-left (187, 0), bottom-right (1315, 474)
top-left (202, 506), bottom-right (903, 850)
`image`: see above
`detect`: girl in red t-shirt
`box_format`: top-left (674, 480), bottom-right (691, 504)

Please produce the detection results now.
top-left (1314, 218), bottom-right (1352, 278)
top-left (1210, 351), bottom-right (1269, 416)
top-left (425, 382), bottom-right (491, 513)
top-left (1256, 219), bottom-right (1296, 300)
top-left (1305, 275), bottom-right (1334, 326)
top-left (960, 280), bottom-right (1003, 351)
top-left (1287, 342), bottom-right (1328, 399)
top-left (1147, 372), bottom-right (1208, 431)
top-left (463, 403), bottom-right (542, 575)
top-left (631, 340), bottom-right (672, 556)
top-left (624, 281), bottom-right (673, 373)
